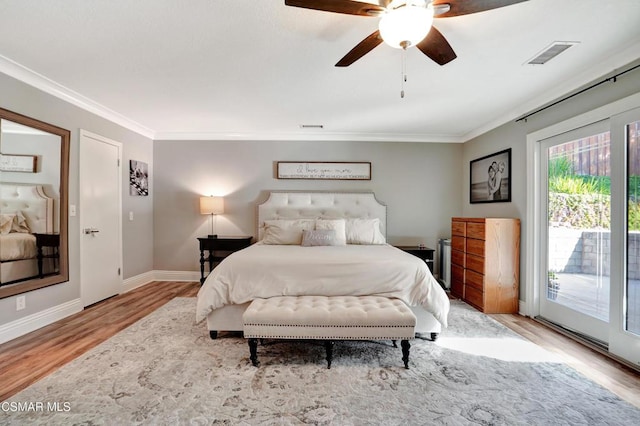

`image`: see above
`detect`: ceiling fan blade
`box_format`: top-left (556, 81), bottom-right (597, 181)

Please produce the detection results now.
top-left (335, 30), bottom-right (383, 67)
top-left (432, 0), bottom-right (529, 18)
top-left (416, 27), bottom-right (457, 66)
top-left (285, 0), bottom-right (385, 17)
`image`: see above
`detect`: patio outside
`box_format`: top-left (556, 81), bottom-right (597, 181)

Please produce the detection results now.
top-left (550, 273), bottom-right (640, 335)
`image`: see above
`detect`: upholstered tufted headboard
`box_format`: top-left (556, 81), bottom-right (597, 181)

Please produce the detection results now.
top-left (0, 183), bottom-right (54, 233)
top-left (257, 192), bottom-right (387, 240)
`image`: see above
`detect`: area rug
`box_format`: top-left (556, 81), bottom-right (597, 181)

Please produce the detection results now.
top-left (3, 298), bottom-right (638, 425)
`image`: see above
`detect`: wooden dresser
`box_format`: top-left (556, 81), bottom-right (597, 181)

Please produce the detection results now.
top-left (450, 217), bottom-right (520, 313)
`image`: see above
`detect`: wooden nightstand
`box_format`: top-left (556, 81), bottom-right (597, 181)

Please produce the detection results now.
top-left (198, 236), bottom-right (252, 284)
top-left (33, 233), bottom-right (60, 278)
top-left (395, 245), bottom-right (435, 273)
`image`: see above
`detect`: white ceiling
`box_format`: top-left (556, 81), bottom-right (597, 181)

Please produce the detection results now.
top-left (0, 0), bottom-right (638, 142)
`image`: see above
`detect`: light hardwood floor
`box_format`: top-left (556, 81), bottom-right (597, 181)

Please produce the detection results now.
top-left (0, 281), bottom-right (638, 408)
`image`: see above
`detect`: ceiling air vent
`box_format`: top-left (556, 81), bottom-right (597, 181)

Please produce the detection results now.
top-left (526, 41), bottom-right (578, 65)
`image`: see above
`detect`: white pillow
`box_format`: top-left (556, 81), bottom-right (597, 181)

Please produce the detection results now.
top-left (262, 219), bottom-right (315, 245)
top-left (315, 219), bottom-right (346, 246)
top-left (345, 218), bottom-right (386, 245)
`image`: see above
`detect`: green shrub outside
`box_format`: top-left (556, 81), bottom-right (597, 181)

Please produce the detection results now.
top-left (548, 157), bottom-right (640, 230)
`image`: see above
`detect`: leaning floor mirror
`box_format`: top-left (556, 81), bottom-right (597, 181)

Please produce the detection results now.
top-left (0, 107), bottom-right (69, 298)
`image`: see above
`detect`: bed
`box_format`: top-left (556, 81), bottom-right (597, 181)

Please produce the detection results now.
top-left (196, 191), bottom-right (450, 339)
top-left (0, 183), bottom-right (55, 284)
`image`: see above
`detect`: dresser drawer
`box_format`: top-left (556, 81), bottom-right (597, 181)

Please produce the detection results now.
top-left (451, 249), bottom-right (465, 267)
top-left (451, 263), bottom-right (465, 283)
top-left (465, 269), bottom-right (484, 291)
top-left (465, 253), bottom-right (484, 274)
top-left (450, 278), bottom-right (464, 298)
top-left (466, 238), bottom-right (485, 257)
top-left (467, 222), bottom-right (486, 240)
top-left (465, 286), bottom-right (484, 310)
top-left (451, 221), bottom-right (466, 237)
top-left (451, 236), bottom-right (465, 252)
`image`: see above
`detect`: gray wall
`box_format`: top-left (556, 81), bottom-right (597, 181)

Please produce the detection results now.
top-left (4, 55), bottom-right (637, 332)
top-left (153, 140), bottom-right (464, 273)
top-left (0, 72), bottom-right (154, 325)
top-left (462, 59), bottom-right (640, 303)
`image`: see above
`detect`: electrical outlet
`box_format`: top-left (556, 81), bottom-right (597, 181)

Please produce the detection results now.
top-left (16, 296), bottom-right (26, 311)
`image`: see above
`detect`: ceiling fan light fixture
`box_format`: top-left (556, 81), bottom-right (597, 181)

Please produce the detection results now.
top-left (378, 3), bottom-right (433, 49)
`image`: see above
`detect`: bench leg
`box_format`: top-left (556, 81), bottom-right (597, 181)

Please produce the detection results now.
top-left (248, 339), bottom-right (259, 367)
top-left (401, 340), bottom-right (410, 369)
top-left (325, 340), bottom-right (334, 369)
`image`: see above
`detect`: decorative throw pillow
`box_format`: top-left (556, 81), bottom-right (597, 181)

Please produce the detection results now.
top-left (345, 218), bottom-right (386, 245)
top-left (11, 211), bottom-right (30, 233)
top-left (315, 218), bottom-right (347, 245)
top-left (262, 219), bottom-right (315, 245)
top-left (0, 213), bottom-right (15, 235)
top-left (301, 229), bottom-right (339, 247)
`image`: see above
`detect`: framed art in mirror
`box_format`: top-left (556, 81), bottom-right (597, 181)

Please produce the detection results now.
top-left (0, 154), bottom-right (37, 172)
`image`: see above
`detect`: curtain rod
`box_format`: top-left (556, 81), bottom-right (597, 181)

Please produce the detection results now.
top-left (515, 63), bottom-right (640, 123)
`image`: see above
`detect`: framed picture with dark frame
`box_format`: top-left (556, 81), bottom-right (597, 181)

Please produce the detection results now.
top-left (470, 148), bottom-right (511, 204)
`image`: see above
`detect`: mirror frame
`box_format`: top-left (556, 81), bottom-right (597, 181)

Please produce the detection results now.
top-left (0, 107), bottom-right (69, 298)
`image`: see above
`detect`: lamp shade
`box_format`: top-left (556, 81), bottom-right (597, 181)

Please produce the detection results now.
top-left (200, 196), bottom-right (224, 215)
top-left (379, 3), bottom-right (433, 49)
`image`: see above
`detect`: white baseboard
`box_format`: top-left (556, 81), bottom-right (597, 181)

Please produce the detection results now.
top-left (122, 270), bottom-right (199, 293)
top-left (152, 270), bottom-right (200, 282)
top-left (0, 298), bottom-right (83, 345)
top-left (122, 270), bottom-right (157, 293)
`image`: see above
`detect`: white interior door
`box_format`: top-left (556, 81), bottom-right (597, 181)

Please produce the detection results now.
top-left (79, 130), bottom-right (122, 307)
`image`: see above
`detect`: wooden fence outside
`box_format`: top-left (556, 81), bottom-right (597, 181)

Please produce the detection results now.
top-left (548, 122), bottom-right (640, 177)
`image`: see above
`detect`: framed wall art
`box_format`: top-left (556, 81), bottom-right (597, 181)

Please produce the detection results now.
top-left (277, 161), bottom-right (371, 180)
top-left (470, 148), bottom-right (511, 203)
top-left (129, 159), bottom-right (149, 196)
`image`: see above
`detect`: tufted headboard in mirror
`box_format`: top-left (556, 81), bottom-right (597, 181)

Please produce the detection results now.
top-left (257, 192), bottom-right (387, 241)
top-left (1, 183), bottom-right (54, 234)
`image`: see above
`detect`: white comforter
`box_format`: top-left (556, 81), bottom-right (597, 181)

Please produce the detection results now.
top-left (196, 243), bottom-right (450, 327)
top-left (0, 233), bottom-right (37, 261)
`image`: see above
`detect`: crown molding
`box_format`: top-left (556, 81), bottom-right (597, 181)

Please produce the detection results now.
top-left (0, 54), bottom-right (155, 139)
top-left (153, 131), bottom-right (465, 143)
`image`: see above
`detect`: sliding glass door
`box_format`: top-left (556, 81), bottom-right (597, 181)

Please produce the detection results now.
top-left (609, 108), bottom-right (640, 364)
top-left (540, 121), bottom-right (611, 343)
top-left (537, 106), bottom-right (640, 365)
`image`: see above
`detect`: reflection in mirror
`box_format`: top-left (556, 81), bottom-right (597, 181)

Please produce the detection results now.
top-left (0, 108), bottom-right (69, 299)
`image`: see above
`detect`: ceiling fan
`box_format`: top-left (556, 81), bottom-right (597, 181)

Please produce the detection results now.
top-left (284, 0), bottom-right (530, 67)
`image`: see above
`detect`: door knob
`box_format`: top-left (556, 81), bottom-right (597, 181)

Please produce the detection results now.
top-left (84, 228), bottom-right (100, 235)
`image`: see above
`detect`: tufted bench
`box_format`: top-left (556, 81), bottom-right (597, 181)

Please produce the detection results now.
top-left (242, 295), bottom-right (416, 369)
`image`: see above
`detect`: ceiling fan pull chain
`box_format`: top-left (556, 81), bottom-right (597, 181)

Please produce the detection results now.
top-left (400, 48), bottom-right (407, 98)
